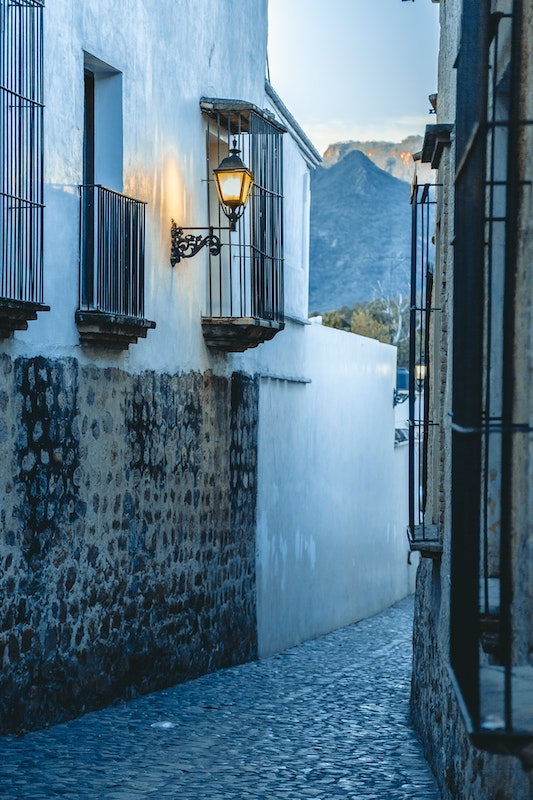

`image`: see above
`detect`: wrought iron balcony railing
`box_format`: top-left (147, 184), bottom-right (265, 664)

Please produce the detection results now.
top-left (200, 99), bottom-right (285, 351)
top-left (0, 0), bottom-right (49, 337)
top-left (78, 184), bottom-right (146, 317)
top-left (407, 179), bottom-right (441, 559)
top-left (77, 185), bottom-right (155, 349)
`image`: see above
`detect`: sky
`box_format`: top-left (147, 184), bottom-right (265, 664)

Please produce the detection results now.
top-left (267, 0), bottom-right (440, 155)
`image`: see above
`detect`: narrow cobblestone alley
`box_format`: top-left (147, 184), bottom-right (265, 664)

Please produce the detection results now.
top-left (0, 597), bottom-right (441, 800)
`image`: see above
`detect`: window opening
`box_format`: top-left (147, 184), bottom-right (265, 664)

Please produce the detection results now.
top-left (79, 56), bottom-right (146, 319)
top-left (81, 69), bottom-right (95, 307)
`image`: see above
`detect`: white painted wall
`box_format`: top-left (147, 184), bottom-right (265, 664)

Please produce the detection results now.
top-left (256, 322), bottom-right (416, 657)
top-left (264, 88), bottom-right (318, 323)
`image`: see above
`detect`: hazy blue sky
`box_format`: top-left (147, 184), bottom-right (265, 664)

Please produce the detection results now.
top-left (267, 0), bottom-right (440, 155)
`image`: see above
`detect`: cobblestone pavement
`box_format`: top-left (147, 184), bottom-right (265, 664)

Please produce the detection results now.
top-left (0, 596), bottom-right (440, 799)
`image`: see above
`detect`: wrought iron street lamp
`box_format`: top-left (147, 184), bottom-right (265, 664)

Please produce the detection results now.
top-left (170, 139), bottom-right (253, 266)
top-left (415, 359), bottom-right (427, 394)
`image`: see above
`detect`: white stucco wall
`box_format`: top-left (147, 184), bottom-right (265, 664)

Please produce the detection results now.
top-left (263, 90), bottom-right (318, 323)
top-left (275, 134), bottom-right (311, 322)
top-left (256, 322), bottom-right (416, 657)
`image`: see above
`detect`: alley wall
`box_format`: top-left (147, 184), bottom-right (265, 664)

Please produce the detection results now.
top-left (255, 322), bottom-right (415, 657)
top-left (0, 356), bottom-right (259, 731)
top-left (410, 1), bottom-right (533, 798)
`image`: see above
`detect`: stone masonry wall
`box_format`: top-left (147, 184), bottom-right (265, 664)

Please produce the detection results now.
top-left (0, 354), bottom-right (258, 734)
top-left (411, 560), bottom-right (531, 800)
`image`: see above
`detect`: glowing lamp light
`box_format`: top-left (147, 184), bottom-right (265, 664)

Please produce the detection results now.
top-left (213, 139), bottom-right (254, 228)
top-left (414, 361), bottom-right (427, 383)
top-left (415, 359), bottom-right (427, 393)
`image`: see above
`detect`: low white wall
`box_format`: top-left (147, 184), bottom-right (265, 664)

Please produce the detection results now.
top-left (256, 322), bottom-right (416, 657)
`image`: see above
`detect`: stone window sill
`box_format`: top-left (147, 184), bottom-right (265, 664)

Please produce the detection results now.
top-left (75, 310), bottom-right (156, 351)
top-left (201, 316), bottom-right (284, 352)
top-left (407, 523), bottom-right (442, 559)
top-left (0, 298), bottom-right (50, 339)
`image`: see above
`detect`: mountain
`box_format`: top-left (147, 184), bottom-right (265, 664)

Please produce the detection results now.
top-left (309, 148), bottom-right (413, 314)
top-left (322, 135), bottom-right (425, 183)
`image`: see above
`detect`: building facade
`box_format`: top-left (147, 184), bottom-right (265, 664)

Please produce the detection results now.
top-left (0, 0), bottom-right (416, 734)
top-left (410, 1), bottom-right (533, 797)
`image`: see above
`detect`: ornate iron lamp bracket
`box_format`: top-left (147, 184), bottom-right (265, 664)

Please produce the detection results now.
top-left (170, 220), bottom-right (222, 266)
top-left (393, 389), bottom-right (409, 407)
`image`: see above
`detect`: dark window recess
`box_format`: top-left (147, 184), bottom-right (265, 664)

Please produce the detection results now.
top-left (0, 0), bottom-right (49, 337)
top-left (200, 98), bottom-right (285, 351)
top-left (450, 0), bottom-right (533, 762)
top-left (407, 180), bottom-right (441, 558)
top-left (81, 69), bottom-right (95, 308)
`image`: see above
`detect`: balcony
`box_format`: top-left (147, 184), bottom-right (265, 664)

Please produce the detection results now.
top-left (76, 185), bottom-right (155, 350)
top-left (200, 99), bottom-right (285, 351)
top-left (202, 249), bottom-right (285, 350)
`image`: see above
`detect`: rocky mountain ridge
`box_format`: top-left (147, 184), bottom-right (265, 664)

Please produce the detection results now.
top-left (309, 137), bottom-right (426, 313)
top-left (322, 135), bottom-right (424, 183)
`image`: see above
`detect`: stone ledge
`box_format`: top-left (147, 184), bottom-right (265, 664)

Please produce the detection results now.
top-left (407, 523), bottom-right (443, 558)
top-left (0, 298), bottom-right (50, 339)
top-left (202, 316), bottom-right (284, 352)
top-left (75, 310), bottom-right (156, 351)
top-left (421, 123), bottom-right (453, 168)
top-left (472, 665), bottom-right (533, 768)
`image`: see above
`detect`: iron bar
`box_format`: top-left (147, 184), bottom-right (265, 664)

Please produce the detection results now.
top-left (499, 0), bottom-right (523, 735)
top-left (408, 180), bottom-right (418, 539)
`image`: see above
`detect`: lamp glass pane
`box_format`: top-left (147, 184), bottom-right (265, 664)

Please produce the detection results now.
top-left (414, 364), bottom-right (427, 381)
top-left (218, 173), bottom-right (244, 205)
top-left (240, 171), bottom-right (253, 204)
top-left (214, 168), bottom-right (253, 209)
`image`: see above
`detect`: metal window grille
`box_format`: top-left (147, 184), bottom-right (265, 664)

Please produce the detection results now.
top-left (408, 180), bottom-right (437, 547)
top-left (78, 185), bottom-right (146, 317)
top-left (201, 100), bottom-right (284, 323)
top-left (450, 0), bottom-right (533, 754)
top-left (0, 0), bottom-right (45, 303)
